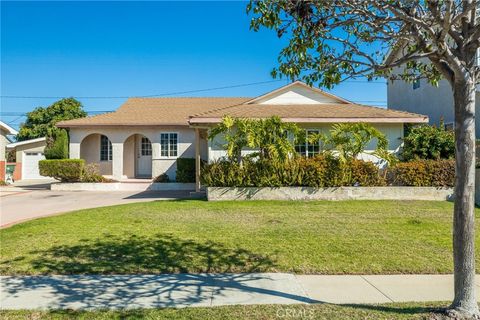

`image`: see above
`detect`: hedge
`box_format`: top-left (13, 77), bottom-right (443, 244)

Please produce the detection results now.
top-left (176, 158), bottom-right (196, 183)
top-left (201, 155), bottom-right (386, 187)
top-left (391, 159), bottom-right (455, 187)
top-left (39, 159), bottom-right (85, 182)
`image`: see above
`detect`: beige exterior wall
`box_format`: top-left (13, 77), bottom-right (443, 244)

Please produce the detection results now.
top-left (79, 134), bottom-right (113, 176)
top-left (69, 126), bottom-right (208, 180)
top-left (15, 140), bottom-right (46, 162)
top-left (0, 128), bottom-right (10, 161)
top-left (123, 135), bottom-right (135, 178)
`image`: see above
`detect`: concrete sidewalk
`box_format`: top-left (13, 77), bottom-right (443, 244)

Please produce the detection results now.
top-left (1, 274), bottom-right (479, 310)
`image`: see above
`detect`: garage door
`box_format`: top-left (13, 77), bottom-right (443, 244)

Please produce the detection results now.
top-left (23, 152), bottom-right (46, 179)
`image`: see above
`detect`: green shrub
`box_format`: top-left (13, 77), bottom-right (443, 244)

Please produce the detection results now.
top-left (201, 155), bottom-right (385, 187)
top-left (402, 124), bottom-right (455, 161)
top-left (154, 173), bottom-right (170, 183)
top-left (176, 158), bottom-right (196, 183)
top-left (346, 159), bottom-right (387, 186)
top-left (391, 159), bottom-right (455, 187)
top-left (44, 129), bottom-right (69, 159)
top-left (39, 159), bottom-right (84, 182)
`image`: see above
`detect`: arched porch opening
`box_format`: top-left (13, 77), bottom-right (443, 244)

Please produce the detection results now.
top-left (80, 133), bottom-right (113, 176)
top-left (123, 134), bottom-right (152, 179)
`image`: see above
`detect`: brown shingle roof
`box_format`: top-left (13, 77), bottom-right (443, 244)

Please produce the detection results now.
top-left (57, 97), bottom-right (250, 127)
top-left (189, 103), bottom-right (428, 124)
top-left (57, 82), bottom-right (428, 127)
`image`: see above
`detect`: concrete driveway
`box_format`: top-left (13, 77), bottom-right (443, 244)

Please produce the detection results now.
top-left (0, 181), bottom-right (191, 228)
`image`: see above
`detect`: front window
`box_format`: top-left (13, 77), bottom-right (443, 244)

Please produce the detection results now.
top-left (141, 137), bottom-right (152, 156)
top-left (295, 129), bottom-right (321, 158)
top-left (100, 135), bottom-right (112, 161)
top-left (160, 133), bottom-right (178, 157)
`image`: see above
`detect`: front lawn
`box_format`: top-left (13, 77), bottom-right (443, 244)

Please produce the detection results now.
top-left (0, 302), bottom-right (448, 320)
top-left (1, 200), bottom-right (479, 275)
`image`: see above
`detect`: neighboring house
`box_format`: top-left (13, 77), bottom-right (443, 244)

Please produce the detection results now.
top-left (387, 48), bottom-right (480, 135)
top-left (57, 81), bottom-right (428, 190)
top-left (0, 120), bottom-right (18, 181)
top-left (6, 137), bottom-right (47, 180)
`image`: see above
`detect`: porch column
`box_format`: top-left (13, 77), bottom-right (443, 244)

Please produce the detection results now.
top-left (195, 128), bottom-right (201, 192)
top-left (151, 142), bottom-right (161, 178)
top-left (69, 142), bottom-right (80, 159)
top-left (112, 142), bottom-right (124, 181)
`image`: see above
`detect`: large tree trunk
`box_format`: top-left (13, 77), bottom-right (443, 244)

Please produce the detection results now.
top-left (451, 78), bottom-right (479, 317)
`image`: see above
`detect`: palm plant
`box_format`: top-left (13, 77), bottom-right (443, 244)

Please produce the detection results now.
top-left (209, 116), bottom-right (300, 163)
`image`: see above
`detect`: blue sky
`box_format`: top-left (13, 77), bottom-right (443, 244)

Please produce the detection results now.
top-left (1, 1), bottom-right (387, 129)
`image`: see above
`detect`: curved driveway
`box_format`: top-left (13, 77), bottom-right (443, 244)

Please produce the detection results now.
top-left (0, 183), bottom-right (190, 228)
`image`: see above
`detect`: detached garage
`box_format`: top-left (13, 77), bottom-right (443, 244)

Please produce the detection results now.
top-left (6, 137), bottom-right (47, 180)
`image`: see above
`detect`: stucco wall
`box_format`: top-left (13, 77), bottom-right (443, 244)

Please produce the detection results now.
top-left (208, 123), bottom-right (404, 165)
top-left (15, 140), bottom-right (46, 162)
top-left (0, 128), bottom-right (10, 161)
top-left (387, 66), bottom-right (480, 136)
top-left (69, 126), bottom-right (208, 180)
top-left (79, 134), bottom-right (113, 176)
top-left (123, 135), bottom-right (135, 178)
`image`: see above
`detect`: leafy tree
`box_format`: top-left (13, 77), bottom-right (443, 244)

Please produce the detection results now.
top-left (209, 116), bottom-right (300, 163)
top-left (44, 129), bottom-right (69, 160)
top-left (248, 0), bottom-right (480, 316)
top-left (17, 98), bottom-right (86, 141)
top-left (403, 123), bottom-right (455, 161)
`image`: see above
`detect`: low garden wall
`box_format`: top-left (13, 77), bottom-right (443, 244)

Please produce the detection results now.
top-left (51, 182), bottom-right (195, 192)
top-left (207, 186), bottom-right (454, 201)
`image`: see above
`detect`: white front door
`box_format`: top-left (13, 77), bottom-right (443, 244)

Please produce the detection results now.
top-left (136, 136), bottom-right (152, 178)
top-left (23, 152), bottom-right (46, 179)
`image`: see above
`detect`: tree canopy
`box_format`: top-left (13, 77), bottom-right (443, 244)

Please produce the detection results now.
top-left (17, 98), bottom-right (87, 141)
top-left (248, 1), bottom-right (479, 88)
top-left (247, 0), bottom-right (479, 316)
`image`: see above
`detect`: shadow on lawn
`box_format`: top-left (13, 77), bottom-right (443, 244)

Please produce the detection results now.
top-left (342, 303), bottom-right (447, 317)
top-left (25, 233), bottom-right (274, 274)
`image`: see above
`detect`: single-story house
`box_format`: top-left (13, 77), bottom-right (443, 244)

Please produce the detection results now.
top-left (0, 120), bottom-right (18, 181)
top-left (57, 81), bottom-right (428, 190)
top-left (6, 137), bottom-right (47, 180)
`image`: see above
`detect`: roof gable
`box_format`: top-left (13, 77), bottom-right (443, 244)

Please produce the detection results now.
top-left (0, 120), bottom-right (18, 135)
top-left (245, 81), bottom-right (350, 105)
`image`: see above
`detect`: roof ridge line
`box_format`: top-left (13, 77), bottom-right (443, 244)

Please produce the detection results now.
top-left (189, 102), bottom-right (249, 118)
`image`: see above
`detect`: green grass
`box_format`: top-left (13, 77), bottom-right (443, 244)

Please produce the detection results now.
top-left (1, 200), bottom-right (479, 275)
top-left (0, 302), bottom-right (451, 319)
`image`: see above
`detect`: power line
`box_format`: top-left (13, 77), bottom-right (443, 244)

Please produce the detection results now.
top-left (0, 80), bottom-right (285, 99)
top-left (0, 79), bottom-right (386, 99)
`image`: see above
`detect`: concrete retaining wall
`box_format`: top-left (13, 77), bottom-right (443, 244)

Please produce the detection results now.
top-left (207, 187), bottom-right (454, 201)
top-left (51, 182), bottom-right (195, 192)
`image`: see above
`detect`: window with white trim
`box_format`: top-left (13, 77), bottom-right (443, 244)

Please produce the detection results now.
top-left (141, 137), bottom-right (152, 156)
top-left (100, 135), bottom-right (112, 161)
top-left (295, 129), bottom-right (321, 158)
top-left (160, 133), bottom-right (178, 157)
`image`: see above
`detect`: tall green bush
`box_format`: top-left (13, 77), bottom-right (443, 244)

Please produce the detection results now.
top-left (39, 159), bottom-right (84, 182)
top-left (176, 158), bottom-right (196, 183)
top-left (402, 123), bottom-right (455, 161)
top-left (44, 129), bottom-right (69, 159)
top-left (391, 159), bottom-right (455, 187)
